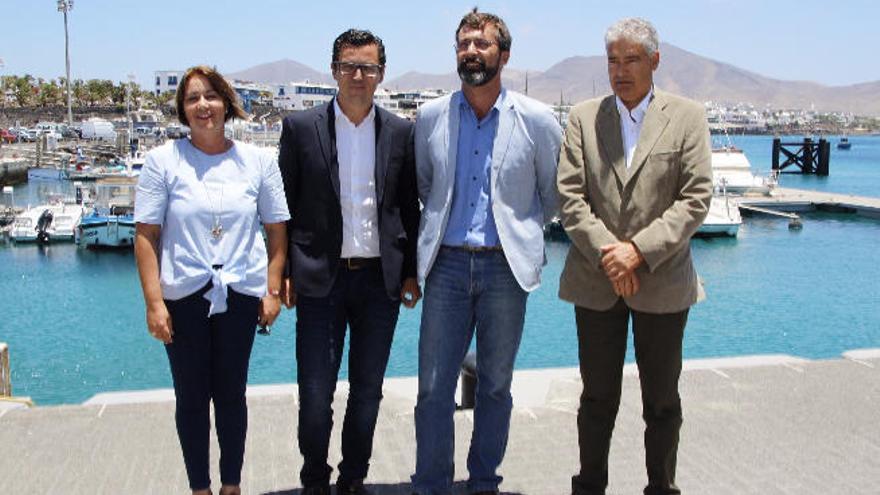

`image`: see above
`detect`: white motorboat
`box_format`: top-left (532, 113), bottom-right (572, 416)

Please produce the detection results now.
top-left (9, 199), bottom-right (84, 243)
top-left (711, 147), bottom-right (775, 195)
top-left (697, 191), bottom-right (742, 237)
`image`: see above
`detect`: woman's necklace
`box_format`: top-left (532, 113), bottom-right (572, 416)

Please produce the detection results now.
top-left (202, 180), bottom-right (225, 240)
top-left (190, 137), bottom-right (232, 241)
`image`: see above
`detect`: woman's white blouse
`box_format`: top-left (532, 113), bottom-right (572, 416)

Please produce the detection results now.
top-left (135, 139), bottom-right (290, 315)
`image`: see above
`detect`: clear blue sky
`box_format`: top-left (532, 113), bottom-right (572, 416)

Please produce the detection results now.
top-left (1, 0), bottom-right (876, 89)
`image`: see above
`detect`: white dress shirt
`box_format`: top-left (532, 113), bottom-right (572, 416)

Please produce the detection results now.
top-left (616, 88), bottom-right (654, 169)
top-left (135, 139), bottom-right (290, 315)
top-left (334, 99), bottom-right (380, 258)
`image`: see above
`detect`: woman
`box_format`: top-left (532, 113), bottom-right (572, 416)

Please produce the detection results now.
top-left (134, 65), bottom-right (289, 495)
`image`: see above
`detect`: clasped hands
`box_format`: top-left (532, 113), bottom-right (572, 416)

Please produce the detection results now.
top-left (599, 241), bottom-right (644, 297)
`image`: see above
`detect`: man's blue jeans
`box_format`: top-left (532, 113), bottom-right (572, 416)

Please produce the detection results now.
top-left (296, 263), bottom-right (400, 488)
top-left (412, 247), bottom-right (528, 494)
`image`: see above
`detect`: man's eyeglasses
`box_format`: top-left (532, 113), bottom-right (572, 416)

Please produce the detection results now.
top-left (333, 62), bottom-right (383, 78)
top-left (455, 38), bottom-right (496, 52)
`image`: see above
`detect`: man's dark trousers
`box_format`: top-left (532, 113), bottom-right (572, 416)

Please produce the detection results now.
top-left (296, 262), bottom-right (399, 488)
top-left (572, 298), bottom-right (688, 495)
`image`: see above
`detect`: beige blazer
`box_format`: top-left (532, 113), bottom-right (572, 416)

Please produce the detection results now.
top-left (557, 90), bottom-right (712, 313)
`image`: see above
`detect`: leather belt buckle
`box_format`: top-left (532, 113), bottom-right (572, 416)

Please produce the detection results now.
top-left (341, 257), bottom-right (377, 270)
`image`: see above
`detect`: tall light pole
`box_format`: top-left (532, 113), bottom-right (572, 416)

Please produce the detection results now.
top-left (58, 0), bottom-right (74, 127)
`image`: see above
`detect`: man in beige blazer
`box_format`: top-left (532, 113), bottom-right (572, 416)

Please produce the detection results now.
top-left (556, 18), bottom-right (712, 495)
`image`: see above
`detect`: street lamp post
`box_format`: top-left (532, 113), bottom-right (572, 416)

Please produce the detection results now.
top-left (127, 73), bottom-right (135, 158)
top-left (57, 0), bottom-right (74, 128)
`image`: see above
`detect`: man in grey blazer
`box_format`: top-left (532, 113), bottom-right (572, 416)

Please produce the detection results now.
top-left (411, 8), bottom-right (562, 495)
top-left (557, 18), bottom-right (712, 495)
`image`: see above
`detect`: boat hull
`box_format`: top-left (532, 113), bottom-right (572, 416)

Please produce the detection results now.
top-left (696, 195), bottom-right (742, 238)
top-left (76, 216), bottom-right (136, 248)
top-left (695, 223), bottom-right (740, 237)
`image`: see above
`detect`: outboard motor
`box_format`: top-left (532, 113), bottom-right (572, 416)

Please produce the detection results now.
top-left (35, 209), bottom-right (53, 244)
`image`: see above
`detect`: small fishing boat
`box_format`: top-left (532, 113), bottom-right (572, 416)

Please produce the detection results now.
top-left (76, 206), bottom-right (136, 248)
top-left (837, 136), bottom-right (852, 150)
top-left (75, 177), bottom-right (137, 248)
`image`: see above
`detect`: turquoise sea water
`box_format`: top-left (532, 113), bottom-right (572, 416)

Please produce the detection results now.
top-left (1, 135), bottom-right (879, 405)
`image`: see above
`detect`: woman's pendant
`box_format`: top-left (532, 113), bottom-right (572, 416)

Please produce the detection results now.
top-left (211, 220), bottom-right (224, 240)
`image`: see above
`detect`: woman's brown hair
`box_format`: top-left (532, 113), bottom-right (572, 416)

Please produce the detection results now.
top-left (175, 65), bottom-right (248, 126)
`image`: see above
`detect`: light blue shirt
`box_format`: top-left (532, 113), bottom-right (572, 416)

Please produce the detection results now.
top-left (441, 93), bottom-right (503, 247)
top-left (134, 139), bottom-right (290, 315)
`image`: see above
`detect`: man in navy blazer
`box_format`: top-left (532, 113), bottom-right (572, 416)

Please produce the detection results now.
top-left (278, 29), bottom-right (420, 495)
top-left (411, 9), bottom-right (562, 495)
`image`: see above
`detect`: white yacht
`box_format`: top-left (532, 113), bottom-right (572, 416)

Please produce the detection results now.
top-left (711, 146), bottom-right (775, 195)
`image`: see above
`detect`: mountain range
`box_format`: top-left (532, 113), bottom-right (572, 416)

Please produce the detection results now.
top-left (228, 43), bottom-right (880, 115)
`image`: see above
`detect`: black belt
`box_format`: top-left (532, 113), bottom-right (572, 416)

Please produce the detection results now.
top-left (442, 245), bottom-right (503, 253)
top-left (339, 257), bottom-right (380, 270)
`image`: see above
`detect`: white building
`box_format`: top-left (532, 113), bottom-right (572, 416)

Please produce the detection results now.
top-left (272, 82), bottom-right (337, 111)
top-left (154, 70), bottom-right (184, 96)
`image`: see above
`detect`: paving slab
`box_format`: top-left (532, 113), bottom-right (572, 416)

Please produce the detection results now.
top-left (1, 352), bottom-right (878, 494)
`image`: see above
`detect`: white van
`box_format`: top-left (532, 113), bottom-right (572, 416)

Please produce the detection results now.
top-left (80, 119), bottom-right (117, 141)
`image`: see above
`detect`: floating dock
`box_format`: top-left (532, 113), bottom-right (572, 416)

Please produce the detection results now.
top-left (739, 187), bottom-right (880, 219)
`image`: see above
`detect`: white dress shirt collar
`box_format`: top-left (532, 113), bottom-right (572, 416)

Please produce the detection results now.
top-left (334, 98), bottom-right (376, 129)
top-left (615, 87), bottom-right (653, 126)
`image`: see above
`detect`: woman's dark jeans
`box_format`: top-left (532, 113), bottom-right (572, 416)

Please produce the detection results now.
top-left (164, 285), bottom-right (259, 490)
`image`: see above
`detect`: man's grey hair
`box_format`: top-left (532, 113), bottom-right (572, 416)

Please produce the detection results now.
top-left (605, 17), bottom-right (659, 57)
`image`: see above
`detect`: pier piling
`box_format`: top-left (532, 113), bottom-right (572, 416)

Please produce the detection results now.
top-left (0, 343), bottom-right (10, 397)
top-left (772, 137), bottom-right (831, 176)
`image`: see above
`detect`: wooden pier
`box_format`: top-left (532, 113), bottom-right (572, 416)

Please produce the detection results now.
top-left (738, 187), bottom-right (880, 219)
top-left (772, 137), bottom-right (831, 176)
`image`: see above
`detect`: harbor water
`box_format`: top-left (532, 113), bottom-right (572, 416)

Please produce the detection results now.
top-left (1, 135), bottom-right (878, 405)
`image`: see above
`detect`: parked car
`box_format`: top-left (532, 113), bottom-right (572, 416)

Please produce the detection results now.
top-left (1, 129), bottom-right (17, 144)
top-left (165, 125), bottom-right (190, 139)
top-left (37, 129), bottom-right (63, 140)
top-left (60, 127), bottom-right (79, 139)
top-left (134, 126), bottom-right (155, 136)
top-left (9, 128), bottom-right (32, 142)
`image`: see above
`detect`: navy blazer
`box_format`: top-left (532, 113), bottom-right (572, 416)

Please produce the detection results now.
top-left (278, 101), bottom-right (420, 300)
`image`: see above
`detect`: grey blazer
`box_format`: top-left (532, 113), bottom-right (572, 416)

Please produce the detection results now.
top-left (557, 90), bottom-right (712, 313)
top-left (415, 89), bottom-right (562, 291)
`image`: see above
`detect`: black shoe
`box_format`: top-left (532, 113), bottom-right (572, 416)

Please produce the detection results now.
top-left (336, 478), bottom-right (372, 495)
top-left (471, 491), bottom-right (499, 495)
top-left (302, 485), bottom-right (331, 495)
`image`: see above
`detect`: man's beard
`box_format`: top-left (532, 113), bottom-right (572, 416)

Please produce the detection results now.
top-left (457, 55), bottom-right (500, 87)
